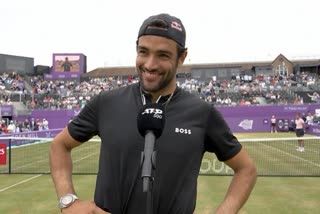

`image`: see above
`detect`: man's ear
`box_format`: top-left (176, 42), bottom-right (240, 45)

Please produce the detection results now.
top-left (178, 49), bottom-right (188, 66)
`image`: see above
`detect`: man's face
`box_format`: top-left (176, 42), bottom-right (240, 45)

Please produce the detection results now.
top-left (136, 35), bottom-right (185, 94)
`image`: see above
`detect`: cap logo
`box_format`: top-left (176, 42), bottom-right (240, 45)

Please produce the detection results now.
top-left (171, 21), bottom-right (182, 32)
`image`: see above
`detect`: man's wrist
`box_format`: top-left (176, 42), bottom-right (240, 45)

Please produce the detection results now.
top-left (58, 193), bottom-right (78, 209)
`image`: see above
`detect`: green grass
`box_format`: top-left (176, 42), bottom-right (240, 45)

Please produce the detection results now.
top-left (0, 133), bottom-right (319, 213)
top-left (1, 175), bottom-right (319, 213)
top-left (197, 176), bottom-right (320, 214)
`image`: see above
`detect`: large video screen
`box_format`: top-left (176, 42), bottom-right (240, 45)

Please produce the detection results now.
top-left (53, 54), bottom-right (81, 72)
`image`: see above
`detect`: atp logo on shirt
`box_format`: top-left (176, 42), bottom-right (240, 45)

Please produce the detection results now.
top-left (175, 127), bottom-right (192, 135)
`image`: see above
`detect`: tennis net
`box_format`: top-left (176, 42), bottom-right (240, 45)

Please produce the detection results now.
top-left (0, 136), bottom-right (319, 176)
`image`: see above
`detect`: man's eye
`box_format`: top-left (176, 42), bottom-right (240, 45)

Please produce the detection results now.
top-left (159, 54), bottom-right (169, 59)
top-left (138, 50), bottom-right (147, 55)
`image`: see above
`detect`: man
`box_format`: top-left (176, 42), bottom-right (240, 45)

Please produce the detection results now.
top-left (30, 118), bottom-right (36, 131)
top-left (61, 57), bottom-right (72, 72)
top-left (42, 118), bottom-right (49, 130)
top-left (7, 120), bottom-right (16, 133)
top-left (50, 13), bottom-right (257, 214)
top-left (295, 113), bottom-right (306, 152)
top-left (270, 115), bottom-right (277, 133)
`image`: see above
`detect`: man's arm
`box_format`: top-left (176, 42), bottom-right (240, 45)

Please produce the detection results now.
top-left (50, 127), bottom-right (80, 200)
top-left (215, 147), bottom-right (257, 214)
top-left (49, 127), bottom-right (108, 214)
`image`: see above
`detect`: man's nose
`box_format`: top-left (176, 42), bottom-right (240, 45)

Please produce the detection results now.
top-left (144, 55), bottom-right (159, 71)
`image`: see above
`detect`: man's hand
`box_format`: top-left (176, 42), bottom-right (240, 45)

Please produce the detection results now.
top-left (215, 147), bottom-right (257, 213)
top-left (61, 200), bottom-right (110, 214)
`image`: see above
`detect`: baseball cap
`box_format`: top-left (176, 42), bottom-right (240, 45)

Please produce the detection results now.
top-left (137, 13), bottom-right (186, 48)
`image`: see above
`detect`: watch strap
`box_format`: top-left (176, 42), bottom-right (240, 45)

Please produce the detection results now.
top-left (58, 193), bottom-right (78, 209)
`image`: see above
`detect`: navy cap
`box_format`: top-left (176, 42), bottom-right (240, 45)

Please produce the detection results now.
top-left (138, 13), bottom-right (186, 48)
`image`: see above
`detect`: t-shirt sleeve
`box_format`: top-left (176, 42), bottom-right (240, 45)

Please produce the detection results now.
top-left (68, 93), bottom-right (100, 143)
top-left (204, 106), bottom-right (242, 161)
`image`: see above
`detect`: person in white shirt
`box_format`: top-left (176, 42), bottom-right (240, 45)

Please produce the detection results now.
top-left (270, 115), bottom-right (277, 133)
top-left (295, 114), bottom-right (306, 152)
top-left (306, 112), bottom-right (314, 125)
top-left (7, 120), bottom-right (16, 133)
top-left (42, 118), bottom-right (49, 130)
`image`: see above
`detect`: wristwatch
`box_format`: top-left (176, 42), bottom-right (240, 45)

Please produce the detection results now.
top-left (58, 193), bottom-right (78, 209)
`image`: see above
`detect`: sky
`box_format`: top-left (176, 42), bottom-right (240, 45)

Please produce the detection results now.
top-left (1, 0), bottom-right (319, 71)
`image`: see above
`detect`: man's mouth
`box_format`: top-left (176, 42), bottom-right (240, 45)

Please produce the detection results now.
top-left (143, 70), bottom-right (161, 81)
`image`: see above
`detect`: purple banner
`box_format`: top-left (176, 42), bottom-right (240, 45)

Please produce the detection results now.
top-left (0, 129), bottom-right (63, 147)
top-left (1, 105), bottom-right (13, 116)
top-left (44, 72), bottom-right (81, 79)
top-left (9, 129), bottom-right (62, 139)
top-left (29, 109), bottom-right (81, 129)
top-left (217, 104), bottom-right (320, 133)
top-left (306, 124), bottom-right (320, 136)
top-left (10, 104), bottom-right (320, 135)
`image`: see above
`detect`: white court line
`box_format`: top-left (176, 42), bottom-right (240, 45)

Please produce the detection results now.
top-left (260, 142), bottom-right (320, 168)
top-left (0, 174), bottom-right (43, 192)
top-left (281, 140), bottom-right (319, 155)
top-left (0, 152), bottom-right (98, 192)
top-left (72, 152), bottom-right (99, 165)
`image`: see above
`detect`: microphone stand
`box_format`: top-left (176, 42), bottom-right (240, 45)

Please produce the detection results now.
top-left (141, 131), bottom-right (157, 214)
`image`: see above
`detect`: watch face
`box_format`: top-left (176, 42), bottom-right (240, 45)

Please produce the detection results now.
top-left (62, 195), bottom-right (73, 205)
top-left (59, 194), bottom-right (78, 209)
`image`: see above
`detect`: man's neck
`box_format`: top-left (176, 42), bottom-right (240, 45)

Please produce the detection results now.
top-left (142, 85), bottom-right (177, 103)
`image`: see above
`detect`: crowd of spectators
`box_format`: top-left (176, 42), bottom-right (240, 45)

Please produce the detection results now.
top-left (0, 117), bottom-right (49, 134)
top-left (0, 70), bottom-right (319, 110)
top-left (24, 75), bottom-right (139, 110)
top-left (0, 70), bottom-right (319, 133)
top-left (177, 72), bottom-right (319, 106)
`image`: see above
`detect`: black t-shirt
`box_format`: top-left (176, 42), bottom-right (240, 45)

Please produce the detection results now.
top-left (68, 83), bottom-right (242, 214)
top-left (62, 61), bottom-right (72, 71)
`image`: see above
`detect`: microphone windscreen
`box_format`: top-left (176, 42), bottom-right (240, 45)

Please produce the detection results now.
top-left (137, 103), bottom-right (165, 138)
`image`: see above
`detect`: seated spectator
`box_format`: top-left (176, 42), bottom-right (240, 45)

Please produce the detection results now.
top-left (306, 112), bottom-right (314, 125)
top-left (42, 118), bottom-right (49, 130)
top-left (7, 120), bottom-right (16, 133)
top-left (288, 120), bottom-right (296, 132)
top-left (0, 120), bottom-right (8, 133)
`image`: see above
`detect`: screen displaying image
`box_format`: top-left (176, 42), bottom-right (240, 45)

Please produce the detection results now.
top-left (53, 55), bottom-right (81, 72)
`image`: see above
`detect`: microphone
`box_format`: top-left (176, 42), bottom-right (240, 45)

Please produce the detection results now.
top-left (137, 103), bottom-right (165, 192)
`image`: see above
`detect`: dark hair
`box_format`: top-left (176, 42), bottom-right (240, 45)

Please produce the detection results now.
top-left (136, 41), bottom-right (186, 63)
top-left (177, 44), bottom-right (187, 60)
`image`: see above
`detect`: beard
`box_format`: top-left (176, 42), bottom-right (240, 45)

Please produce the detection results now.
top-left (137, 66), bottom-right (176, 93)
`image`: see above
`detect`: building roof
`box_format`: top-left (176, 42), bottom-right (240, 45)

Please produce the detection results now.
top-left (81, 55), bottom-right (320, 78)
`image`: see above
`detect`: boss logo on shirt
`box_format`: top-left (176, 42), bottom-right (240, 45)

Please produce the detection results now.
top-left (175, 128), bottom-right (192, 135)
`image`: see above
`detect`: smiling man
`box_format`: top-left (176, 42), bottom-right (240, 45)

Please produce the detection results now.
top-left (50, 13), bottom-right (257, 214)
top-left (136, 14), bottom-right (188, 103)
